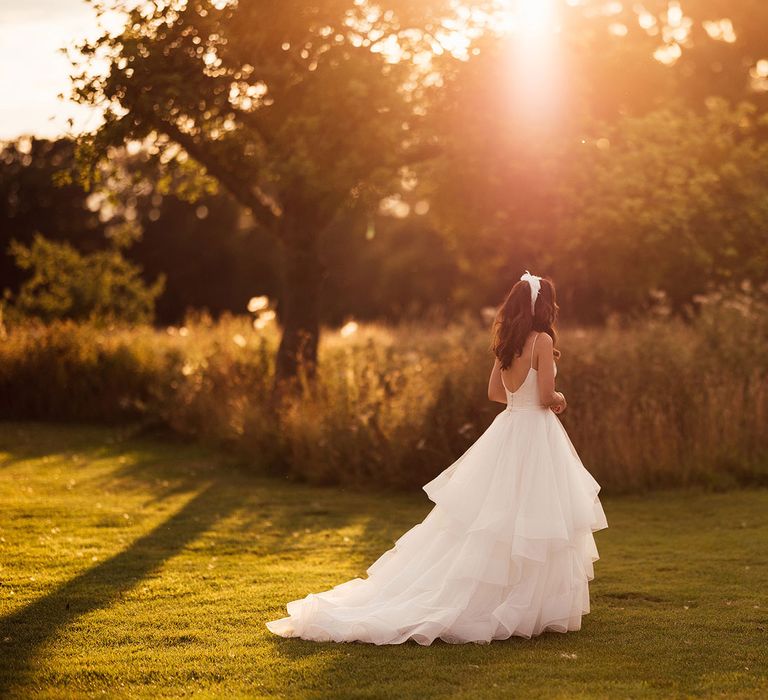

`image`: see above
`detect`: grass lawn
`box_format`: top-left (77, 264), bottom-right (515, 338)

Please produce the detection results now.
top-left (0, 422), bottom-right (766, 699)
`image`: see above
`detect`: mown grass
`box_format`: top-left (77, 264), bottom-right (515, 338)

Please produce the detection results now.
top-left (0, 422), bottom-right (766, 699)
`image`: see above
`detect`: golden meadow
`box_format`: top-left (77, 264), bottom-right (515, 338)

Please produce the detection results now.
top-left (1, 292), bottom-right (766, 494)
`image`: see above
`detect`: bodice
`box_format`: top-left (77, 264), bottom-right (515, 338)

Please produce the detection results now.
top-left (501, 363), bottom-right (557, 411)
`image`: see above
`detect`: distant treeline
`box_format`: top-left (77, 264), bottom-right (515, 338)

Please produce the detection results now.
top-left (0, 137), bottom-right (458, 325)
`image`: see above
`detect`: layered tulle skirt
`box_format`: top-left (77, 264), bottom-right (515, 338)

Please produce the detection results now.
top-left (266, 406), bottom-right (608, 645)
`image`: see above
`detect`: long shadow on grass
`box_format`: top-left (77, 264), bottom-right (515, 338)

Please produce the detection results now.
top-left (0, 422), bottom-right (127, 469)
top-left (0, 425), bottom-right (374, 695)
top-left (0, 480), bottom-right (237, 695)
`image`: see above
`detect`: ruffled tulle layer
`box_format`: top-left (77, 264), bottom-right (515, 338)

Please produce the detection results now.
top-left (266, 408), bottom-right (608, 645)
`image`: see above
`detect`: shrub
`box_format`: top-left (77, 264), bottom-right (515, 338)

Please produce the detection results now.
top-left (7, 234), bottom-right (164, 324)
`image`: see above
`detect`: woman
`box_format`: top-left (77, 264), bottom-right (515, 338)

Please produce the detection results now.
top-left (266, 271), bottom-right (608, 645)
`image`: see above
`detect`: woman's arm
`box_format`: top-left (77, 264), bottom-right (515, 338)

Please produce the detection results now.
top-left (487, 357), bottom-right (507, 404)
top-left (535, 333), bottom-right (566, 411)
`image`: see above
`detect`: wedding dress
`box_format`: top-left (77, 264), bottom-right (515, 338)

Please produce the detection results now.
top-left (266, 334), bottom-right (608, 645)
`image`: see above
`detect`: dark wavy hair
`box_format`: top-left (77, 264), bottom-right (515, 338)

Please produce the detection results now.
top-left (492, 276), bottom-right (560, 370)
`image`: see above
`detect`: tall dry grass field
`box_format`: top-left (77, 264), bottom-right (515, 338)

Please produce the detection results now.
top-left (1, 294), bottom-right (766, 493)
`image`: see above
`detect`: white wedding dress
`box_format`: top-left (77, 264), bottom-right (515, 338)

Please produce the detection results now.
top-left (267, 338), bottom-right (608, 645)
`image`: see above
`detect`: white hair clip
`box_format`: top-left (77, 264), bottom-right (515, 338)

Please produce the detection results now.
top-left (520, 270), bottom-right (542, 315)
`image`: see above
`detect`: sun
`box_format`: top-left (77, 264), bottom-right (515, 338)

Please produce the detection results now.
top-left (496, 0), bottom-right (564, 130)
top-left (513, 0), bottom-right (557, 36)
top-left (485, 0), bottom-right (558, 37)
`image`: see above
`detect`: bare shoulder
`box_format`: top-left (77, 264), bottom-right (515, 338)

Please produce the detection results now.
top-left (536, 332), bottom-right (553, 349)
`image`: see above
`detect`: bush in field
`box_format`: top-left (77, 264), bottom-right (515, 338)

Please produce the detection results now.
top-left (7, 234), bottom-right (164, 324)
top-left (557, 294), bottom-right (768, 490)
top-left (0, 321), bottom-right (172, 421)
top-left (0, 296), bottom-right (766, 493)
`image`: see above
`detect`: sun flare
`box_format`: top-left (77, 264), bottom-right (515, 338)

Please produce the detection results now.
top-left (513, 0), bottom-right (557, 35)
top-left (489, 0), bottom-right (558, 36)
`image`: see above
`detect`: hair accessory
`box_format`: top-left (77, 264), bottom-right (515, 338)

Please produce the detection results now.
top-left (520, 270), bottom-right (542, 315)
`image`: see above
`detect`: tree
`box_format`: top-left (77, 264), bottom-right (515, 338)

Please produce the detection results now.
top-left (71, 0), bottom-right (453, 380)
top-left (557, 101), bottom-right (768, 315)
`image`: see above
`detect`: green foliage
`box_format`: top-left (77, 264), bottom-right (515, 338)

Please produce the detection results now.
top-left (8, 234), bottom-right (164, 324)
top-left (1, 294), bottom-right (766, 492)
top-left (0, 138), bottom-right (110, 296)
top-left (430, 93), bottom-right (768, 318)
top-left (557, 101), bottom-right (768, 314)
top-left (0, 423), bottom-right (766, 697)
top-left (71, 0), bottom-right (450, 227)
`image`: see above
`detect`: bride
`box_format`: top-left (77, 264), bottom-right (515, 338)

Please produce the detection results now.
top-left (267, 271), bottom-right (609, 645)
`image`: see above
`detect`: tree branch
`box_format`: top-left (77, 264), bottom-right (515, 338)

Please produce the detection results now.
top-left (154, 117), bottom-right (281, 230)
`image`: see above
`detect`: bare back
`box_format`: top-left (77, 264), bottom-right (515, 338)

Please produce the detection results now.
top-left (499, 332), bottom-right (540, 394)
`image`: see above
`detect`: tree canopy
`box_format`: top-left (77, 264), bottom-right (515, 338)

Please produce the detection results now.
top-left (72, 0), bottom-right (459, 377)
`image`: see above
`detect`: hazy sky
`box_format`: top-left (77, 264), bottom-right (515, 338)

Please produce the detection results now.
top-left (0, 0), bottom-right (103, 140)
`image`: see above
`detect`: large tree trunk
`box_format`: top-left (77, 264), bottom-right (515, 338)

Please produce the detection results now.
top-left (275, 214), bottom-right (323, 383)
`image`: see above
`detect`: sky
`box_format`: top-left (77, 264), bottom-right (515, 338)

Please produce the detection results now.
top-left (0, 0), bottom-right (570, 143)
top-left (0, 0), bottom-right (103, 140)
